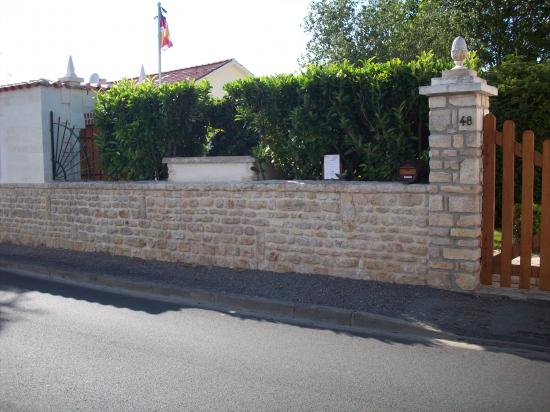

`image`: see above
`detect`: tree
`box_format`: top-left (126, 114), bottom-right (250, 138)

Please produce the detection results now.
top-left (302, 0), bottom-right (363, 65)
top-left (448, 0), bottom-right (549, 66)
top-left (303, 0), bottom-right (549, 67)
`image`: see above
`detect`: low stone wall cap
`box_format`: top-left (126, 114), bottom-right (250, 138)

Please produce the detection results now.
top-left (162, 156), bottom-right (256, 164)
top-left (0, 180), bottom-right (435, 194)
top-left (419, 81), bottom-right (498, 97)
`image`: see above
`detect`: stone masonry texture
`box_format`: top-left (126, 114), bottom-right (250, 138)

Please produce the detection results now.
top-left (0, 181), bottom-right (436, 287)
top-left (0, 69), bottom-right (498, 292)
top-left (420, 69), bottom-right (497, 291)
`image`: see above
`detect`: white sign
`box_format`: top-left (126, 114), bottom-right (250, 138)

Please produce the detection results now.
top-left (324, 155), bottom-right (341, 180)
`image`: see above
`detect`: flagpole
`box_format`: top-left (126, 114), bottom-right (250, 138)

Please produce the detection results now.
top-left (157, 2), bottom-right (162, 85)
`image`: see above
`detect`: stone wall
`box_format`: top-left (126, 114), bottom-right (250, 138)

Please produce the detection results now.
top-left (420, 68), bottom-right (498, 290)
top-left (0, 58), bottom-right (497, 292)
top-left (0, 181), bottom-right (434, 286)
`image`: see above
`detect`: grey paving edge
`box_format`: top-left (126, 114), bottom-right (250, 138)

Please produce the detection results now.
top-left (475, 285), bottom-right (550, 302)
top-left (2, 259), bottom-right (549, 355)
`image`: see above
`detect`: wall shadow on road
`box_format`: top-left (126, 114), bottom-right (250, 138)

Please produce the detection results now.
top-left (0, 286), bottom-right (46, 336)
top-left (1, 270), bottom-right (549, 363)
top-left (223, 310), bottom-right (550, 363)
top-left (0, 290), bottom-right (21, 334)
top-left (0, 270), bottom-right (185, 317)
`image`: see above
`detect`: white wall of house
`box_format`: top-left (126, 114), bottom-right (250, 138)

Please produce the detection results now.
top-left (0, 87), bottom-right (45, 183)
top-left (204, 61), bottom-right (253, 98)
top-left (0, 85), bottom-right (95, 183)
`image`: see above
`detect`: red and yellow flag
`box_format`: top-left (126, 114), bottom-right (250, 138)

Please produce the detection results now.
top-left (160, 14), bottom-right (173, 50)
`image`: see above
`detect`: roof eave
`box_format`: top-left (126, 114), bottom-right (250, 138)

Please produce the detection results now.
top-left (197, 58), bottom-right (254, 81)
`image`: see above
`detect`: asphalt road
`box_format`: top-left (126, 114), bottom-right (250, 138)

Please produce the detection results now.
top-left (1, 270), bottom-right (550, 412)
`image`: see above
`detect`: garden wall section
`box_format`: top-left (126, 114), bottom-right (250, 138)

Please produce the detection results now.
top-left (0, 181), bottom-right (434, 286)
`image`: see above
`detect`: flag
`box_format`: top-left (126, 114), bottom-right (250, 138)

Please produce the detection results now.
top-left (160, 13), bottom-right (173, 50)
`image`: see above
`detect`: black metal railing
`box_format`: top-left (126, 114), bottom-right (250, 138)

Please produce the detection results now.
top-left (50, 111), bottom-right (91, 181)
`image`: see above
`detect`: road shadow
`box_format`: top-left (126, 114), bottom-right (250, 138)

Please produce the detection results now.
top-left (0, 284), bottom-right (45, 335)
top-left (1, 269), bottom-right (549, 363)
top-left (0, 270), bottom-right (184, 316)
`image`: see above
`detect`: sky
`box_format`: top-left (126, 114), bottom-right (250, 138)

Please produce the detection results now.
top-left (0, 0), bottom-right (312, 85)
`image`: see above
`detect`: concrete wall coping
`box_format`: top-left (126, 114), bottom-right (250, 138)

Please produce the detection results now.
top-left (163, 156), bottom-right (256, 165)
top-left (419, 82), bottom-right (498, 97)
top-left (0, 180), bottom-right (435, 194)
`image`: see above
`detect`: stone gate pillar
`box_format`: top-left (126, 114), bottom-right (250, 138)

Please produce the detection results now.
top-left (420, 37), bottom-right (498, 290)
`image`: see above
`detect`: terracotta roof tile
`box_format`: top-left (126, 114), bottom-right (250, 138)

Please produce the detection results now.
top-left (0, 79), bottom-right (100, 93)
top-left (151, 59), bottom-right (233, 84)
top-left (0, 59), bottom-right (243, 93)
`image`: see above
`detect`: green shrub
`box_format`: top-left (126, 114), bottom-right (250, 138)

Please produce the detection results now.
top-left (207, 97), bottom-right (259, 156)
top-left (94, 79), bottom-right (212, 180)
top-left (486, 56), bottom-right (550, 227)
top-left (513, 204), bottom-right (542, 245)
top-left (225, 53), bottom-right (449, 180)
top-left (486, 56), bottom-right (550, 143)
top-left (225, 74), bottom-right (309, 178)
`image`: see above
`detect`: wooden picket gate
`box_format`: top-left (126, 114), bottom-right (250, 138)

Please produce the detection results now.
top-left (481, 114), bottom-right (550, 290)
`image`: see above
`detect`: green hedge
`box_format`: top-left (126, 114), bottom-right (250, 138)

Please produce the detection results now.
top-left (97, 53), bottom-right (550, 185)
top-left (207, 97), bottom-right (259, 157)
top-left (485, 56), bottom-right (550, 227)
top-left (94, 79), bottom-right (212, 180)
top-left (225, 53), bottom-right (449, 180)
top-left (487, 56), bottom-right (550, 143)
top-left (513, 204), bottom-right (542, 245)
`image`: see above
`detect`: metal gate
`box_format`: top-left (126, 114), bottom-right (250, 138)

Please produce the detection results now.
top-left (50, 111), bottom-right (91, 181)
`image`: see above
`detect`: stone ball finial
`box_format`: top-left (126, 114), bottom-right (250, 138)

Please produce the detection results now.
top-left (451, 37), bottom-right (468, 70)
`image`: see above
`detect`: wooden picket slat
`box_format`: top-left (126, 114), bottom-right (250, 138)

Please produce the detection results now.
top-left (495, 133), bottom-right (543, 167)
top-left (481, 114), bottom-right (547, 291)
top-left (492, 256), bottom-right (541, 278)
top-left (481, 114), bottom-right (496, 285)
top-left (500, 120), bottom-right (515, 287)
top-left (492, 234), bottom-right (540, 262)
top-left (519, 131), bottom-right (535, 289)
top-left (540, 140), bottom-right (550, 291)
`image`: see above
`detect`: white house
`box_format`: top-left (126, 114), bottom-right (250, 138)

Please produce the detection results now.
top-left (0, 58), bottom-right (96, 183)
top-left (0, 57), bottom-right (253, 183)
top-left (148, 59), bottom-right (253, 98)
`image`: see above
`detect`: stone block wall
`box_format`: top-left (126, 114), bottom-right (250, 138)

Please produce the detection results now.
top-left (0, 181), bottom-right (434, 286)
top-left (420, 68), bottom-right (498, 290)
top-left (0, 62), bottom-right (499, 292)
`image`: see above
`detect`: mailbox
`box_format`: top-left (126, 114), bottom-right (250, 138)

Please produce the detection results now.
top-left (399, 160), bottom-right (427, 184)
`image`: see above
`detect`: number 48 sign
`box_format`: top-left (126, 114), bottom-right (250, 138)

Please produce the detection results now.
top-left (460, 116), bottom-right (473, 126)
top-left (457, 109), bottom-right (476, 130)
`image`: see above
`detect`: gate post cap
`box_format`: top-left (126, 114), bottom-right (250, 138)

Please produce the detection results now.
top-left (451, 36), bottom-right (468, 70)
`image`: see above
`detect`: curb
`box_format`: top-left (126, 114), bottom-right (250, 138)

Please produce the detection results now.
top-left (475, 286), bottom-right (550, 303)
top-left (2, 259), bottom-right (549, 355)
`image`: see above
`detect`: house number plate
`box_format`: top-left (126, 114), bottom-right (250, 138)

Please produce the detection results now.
top-left (459, 116), bottom-right (473, 126)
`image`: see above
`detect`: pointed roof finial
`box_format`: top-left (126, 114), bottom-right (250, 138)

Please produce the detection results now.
top-left (138, 65), bottom-right (146, 83)
top-left (58, 55), bottom-right (84, 85)
top-left (65, 56), bottom-right (77, 78)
